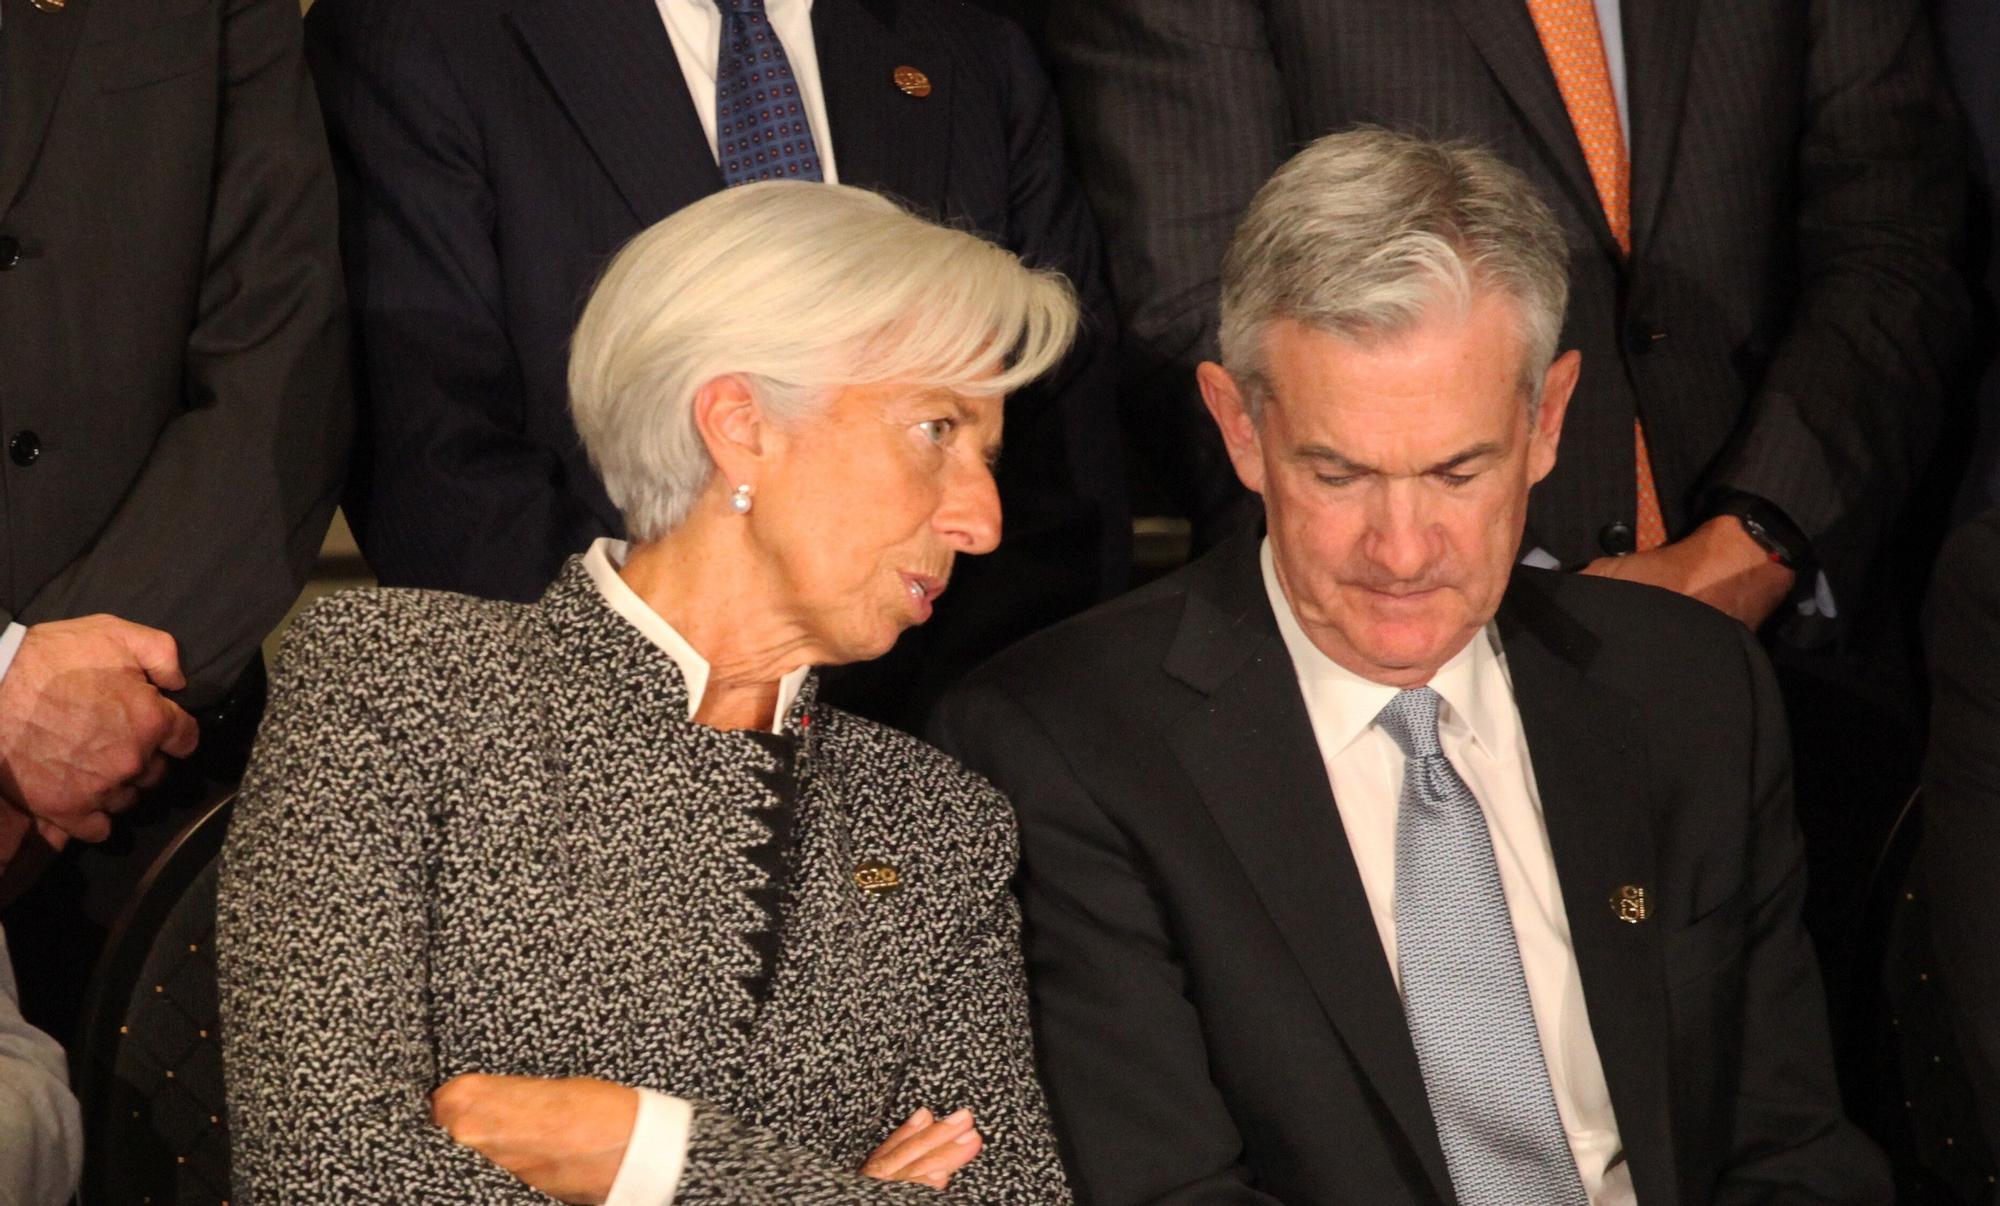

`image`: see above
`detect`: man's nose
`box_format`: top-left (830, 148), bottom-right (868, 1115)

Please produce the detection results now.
top-left (1365, 486), bottom-right (1437, 579)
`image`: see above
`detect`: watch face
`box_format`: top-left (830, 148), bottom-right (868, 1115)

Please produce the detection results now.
top-left (1736, 512), bottom-right (1794, 569)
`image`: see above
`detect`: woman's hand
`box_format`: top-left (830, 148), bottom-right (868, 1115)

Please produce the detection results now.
top-left (432, 1073), bottom-right (637, 1204)
top-left (861, 1107), bottom-right (984, 1190)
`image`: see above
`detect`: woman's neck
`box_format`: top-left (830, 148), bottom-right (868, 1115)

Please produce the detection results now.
top-left (617, 518), bottom-right (817, 731)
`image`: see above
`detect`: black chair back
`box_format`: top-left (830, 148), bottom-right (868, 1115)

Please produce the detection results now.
top-left (71, 792), bottom-right (233, 1205)
top-left (1850, 789), bottom-right (1998, 1204)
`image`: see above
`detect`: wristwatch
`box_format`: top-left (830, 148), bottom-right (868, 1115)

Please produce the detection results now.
top-left (1712, 493), bottom-right (1809, 574)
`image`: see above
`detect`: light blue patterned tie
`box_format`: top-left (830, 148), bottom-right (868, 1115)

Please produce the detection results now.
top-left (712, 0), bottom-right (824, 186)
top-left (1378, 687), bottom-right (1589, 1206)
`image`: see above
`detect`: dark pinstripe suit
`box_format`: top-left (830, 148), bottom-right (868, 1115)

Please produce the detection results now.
top-left (304, 0), bottom-right (1127, 732)
top-left (1049, 0), bottom-right (1968, 615)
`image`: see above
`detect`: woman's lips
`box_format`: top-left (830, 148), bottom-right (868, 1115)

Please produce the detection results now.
top-left (900, 572), bottom-right (946, 622)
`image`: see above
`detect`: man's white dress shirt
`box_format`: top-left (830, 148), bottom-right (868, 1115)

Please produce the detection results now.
top-left (654, 0), bottom-right (839, 183)
top-left (586, 537), bottom-right (809, 1205)
top-left (1260, 539), bottom-right (1636, 1205)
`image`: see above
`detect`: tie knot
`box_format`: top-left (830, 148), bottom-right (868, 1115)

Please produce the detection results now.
top-left (714, 0), bottom-right (769, 15)
top-left (1376, 687), bottom-right (1444, 760)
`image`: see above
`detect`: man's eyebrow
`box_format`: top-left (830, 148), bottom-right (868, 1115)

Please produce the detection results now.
top-left (1291, 441), bottom-right (1504, 475)
top-left (1424, 442), bottom-right (1504, 474)
top-left (1294, 443), bottom-right (1376, 474)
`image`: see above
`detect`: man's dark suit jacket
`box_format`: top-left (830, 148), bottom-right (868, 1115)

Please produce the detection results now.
top-left (0, 0), bottom-right (349, 704)
top-left (1048, 0), bottom-right (1967, 607)
top-left (306, 0), bottom-right (1127, 730)
top-left (0, 0), bottom-right (350, 1044)
top-left (1920, 507), bottom-right (2000, 1163)
top-left (936, 531), bottom-right (1888, 1204)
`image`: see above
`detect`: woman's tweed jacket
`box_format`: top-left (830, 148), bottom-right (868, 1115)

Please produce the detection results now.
top-left (217, 558), bottom-right (1071, 1203)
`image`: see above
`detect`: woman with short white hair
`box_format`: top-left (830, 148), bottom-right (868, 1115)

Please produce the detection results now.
top-left (218, 182), bottom-right (1077, 1203)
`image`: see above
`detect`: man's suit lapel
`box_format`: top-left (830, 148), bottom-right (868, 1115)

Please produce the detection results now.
top-left (1622, 0), bottom-right (1702, 262)
top-left (1496, 574), bottom-right (1681, 1206)
top-left (0, 0), bottom-right (93, 220)
top-left (506, 0), bottom-right (720, 226)
top-left (1166, 537), bottom-right (1459, 1205)
top-left (1435, 0), bottom-right (1620, 263)
top-left (811, 0), bottom-right (950, 220)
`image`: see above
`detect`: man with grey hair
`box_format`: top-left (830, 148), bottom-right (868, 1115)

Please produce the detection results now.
top-left (938, 129), bottom-right (1885, 1204)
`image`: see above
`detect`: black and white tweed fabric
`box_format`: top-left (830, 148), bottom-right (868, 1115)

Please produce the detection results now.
top-left (217, 558), bottom-right (1070, 1203)
top-left (1381, 687), bottom-right (1589, 1206)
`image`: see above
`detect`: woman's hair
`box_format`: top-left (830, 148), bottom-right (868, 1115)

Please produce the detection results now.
top-left (568, 182), bottom-right (1080, 541)
top-left (1217, 127), bottom-right (1570, 420)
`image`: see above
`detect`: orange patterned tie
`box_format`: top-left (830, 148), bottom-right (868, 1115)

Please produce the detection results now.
top-left (1525, 0), bottom-right (1668, 552)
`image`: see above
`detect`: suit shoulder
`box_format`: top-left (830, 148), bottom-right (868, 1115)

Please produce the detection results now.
top-left (964, 570), bottom-right (1193, 699)
top-left (818, 708), bottom-right (1019, 868)
top-left (821, 709), bottom-right (1004, 805)
top-left (274, 587), bottom-right (537, 695)
top-left (1513, 568), bottom-right (1762, 691)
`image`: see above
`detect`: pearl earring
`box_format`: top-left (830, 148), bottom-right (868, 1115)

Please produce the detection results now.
top-left (730, 484), bottom-right (753, 514)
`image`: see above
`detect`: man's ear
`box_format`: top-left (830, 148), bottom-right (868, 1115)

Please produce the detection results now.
top-left (690, 375), bottom-right (770, 491)
top-left (1196, 361), bottom-right (1268, 495)
top-left (1526, 349), bottom-right (1580, 486)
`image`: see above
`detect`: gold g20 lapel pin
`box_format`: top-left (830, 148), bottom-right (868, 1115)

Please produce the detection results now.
top-left (893, 66), bottom-right (932, 98)
top-left (1611, 884), bottom-right (1649, 924)
top-left (30, 0), bottom-right (67, 12)
top-left (854, 859), bottom-right (902, 896)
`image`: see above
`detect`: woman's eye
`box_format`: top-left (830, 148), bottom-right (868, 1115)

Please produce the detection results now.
top-left (918, 417), bottom-right (958, 444)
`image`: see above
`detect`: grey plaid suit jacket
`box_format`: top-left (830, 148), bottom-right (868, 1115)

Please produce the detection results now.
top-left (1050, 0), bottom-right (1968, 617)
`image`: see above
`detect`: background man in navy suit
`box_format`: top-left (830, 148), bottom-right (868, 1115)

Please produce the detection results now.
top-left (306, 0), bottom-right (1125, 731)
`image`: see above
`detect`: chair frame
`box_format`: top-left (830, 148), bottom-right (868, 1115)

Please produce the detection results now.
top-left (69, 788), bottom-right (234, 1204)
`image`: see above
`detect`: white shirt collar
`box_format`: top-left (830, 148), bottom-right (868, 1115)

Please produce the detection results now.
top-left (583, 537), bottom-right (810, 733)
top-left (1259, 536), bottom-right (1512, 760)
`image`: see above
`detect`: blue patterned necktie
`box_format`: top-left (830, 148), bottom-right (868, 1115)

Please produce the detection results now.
top-left (1378, 687), bottom-right (1590, 1206)
top-left (712, 0), bottom-right (824, 185)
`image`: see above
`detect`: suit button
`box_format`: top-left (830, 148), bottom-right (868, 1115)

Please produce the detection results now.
top-left (1623, 321), bottom-right (1662, 355)
top-left (9, 431), bottom-right (40, 466)
top-left (1598, 520), bottom-right (1635, 555)
top-left (0, 236), bottom-right (18, 270)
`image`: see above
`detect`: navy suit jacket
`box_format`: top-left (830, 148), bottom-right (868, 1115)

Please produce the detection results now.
top-left (305, 0), bottom-right (1127, 729)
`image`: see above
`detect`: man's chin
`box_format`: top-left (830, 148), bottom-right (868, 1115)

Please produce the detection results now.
top-left (1351, 618), bottom-right (1466, 679)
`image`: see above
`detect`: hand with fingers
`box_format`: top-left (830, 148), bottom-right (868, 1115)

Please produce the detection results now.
top-left (1579, 516), bottom-right (1796, 630)
top-left (862, 1106), bottom-right (985, 1190)
top-left (0, 614), bottom-right (201, 847)
top-left (432, 1071), bottom-right (989, 1202)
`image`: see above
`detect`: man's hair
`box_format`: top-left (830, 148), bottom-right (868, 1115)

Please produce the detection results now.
top-left (568, 181), bottom-right (1079, 541)
top-left (1217, 127), bottom-right (1570, 420)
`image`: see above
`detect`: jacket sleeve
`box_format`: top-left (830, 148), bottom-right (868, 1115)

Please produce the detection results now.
top-left (930, 682), bottom-right (1284, 1205)
top-left (16, 0), bottom-right (350, 705)
top-left (304, 0), bottom-right (610, 603)
top-left (672, 844), bottom-right (1072, 1202)
top-left (1712, 623), bottom-right (1893, 1204)
top-left (1042, 0), bottom-right (1283, 544)
top-left (218, 604), bottom-right (565, 1203)
top-left (1707, 0), bottom-right (1968, 599)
